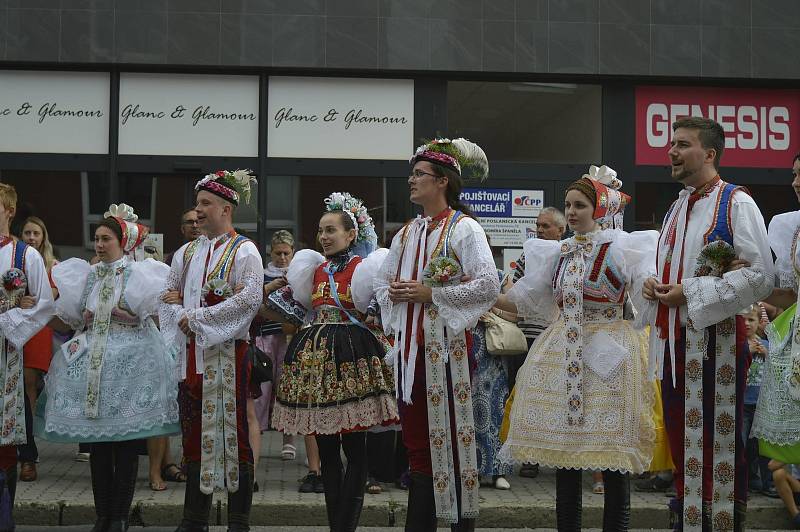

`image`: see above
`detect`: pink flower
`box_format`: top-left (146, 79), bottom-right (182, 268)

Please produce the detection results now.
top-left (215, 171), bottom-right (225, 177)
top-left (439, 274), bottom-right (450, 282)
top-left (357, 216), bottom-right (366, 223)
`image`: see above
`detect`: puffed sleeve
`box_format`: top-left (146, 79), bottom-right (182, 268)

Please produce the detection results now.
top-left (608, 230), bottom-right (658, 326)
top-left (683, 192), bottom-right (775, 329)
top-left (286, 249), bottom-right (325, 310)
top-left (158, 242), bottom-right (189, 358)
top-left (125, 258), bottom-right (170, 319)
top-left (768, 210), bottom-right (800, 290)
top-left (351, 248), bottom-right (389, 314)
top-left (186, 241), bottom-right (264, 348)
top-left (506, 238), bottom-right (561, 322)
top-left (430, 217), bottom-right (501, 333)
top-left (374, 228), bottom-right (405, 335)
top-left (50, 257), bottom-right (91, 331)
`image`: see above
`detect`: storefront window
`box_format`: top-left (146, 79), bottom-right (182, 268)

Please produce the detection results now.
top-left (447, 81), bottom-right (602, 164)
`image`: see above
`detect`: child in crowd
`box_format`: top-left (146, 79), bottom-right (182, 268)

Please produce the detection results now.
top-left (743, 304), bottom-right (777, 497)
top-left (769, 461), bottom-right (800, 528)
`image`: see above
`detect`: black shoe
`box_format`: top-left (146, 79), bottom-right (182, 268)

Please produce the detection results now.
top-left (174, 521), bottom-right (209, 532)
top-left (90, 518), bottom-right (110, 532)
top-left (313, 474), bottom-right (325, 494)
top-left (298, 472), bottom-right (318, 493)
top-left (519, 463), bottom-right (539, 478)
top-left (253, 480), bottom-right (259, 493)
top-left (634, 475), bottom-right (671, 492)
top-left (763, 486), bottom-right (780, 498)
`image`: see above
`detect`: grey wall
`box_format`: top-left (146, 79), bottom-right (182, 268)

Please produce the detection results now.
top-left (0, 0), bottom-right (799, 79)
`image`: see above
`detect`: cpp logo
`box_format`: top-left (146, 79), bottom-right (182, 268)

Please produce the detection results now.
top-left (514, 196), bottom-right (542, 207)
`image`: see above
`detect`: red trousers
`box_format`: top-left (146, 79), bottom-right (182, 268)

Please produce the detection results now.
top-left (179, 341), bottom-right (253, 464)
top-left (661, 318), bottom-right (749, 504)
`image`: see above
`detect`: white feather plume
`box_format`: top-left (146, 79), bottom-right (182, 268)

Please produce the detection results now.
top-left (451, 138), bottom-right (489, 181)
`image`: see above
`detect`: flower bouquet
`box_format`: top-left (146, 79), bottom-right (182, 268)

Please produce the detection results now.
top-left (0, 267), bottom-right (27, 308)
top-left (694, 240), bottom-right (736, 277)
top-left (422, 256), bottom-right (462, 287)
top-left (201, 278), bottom-right (233, 307)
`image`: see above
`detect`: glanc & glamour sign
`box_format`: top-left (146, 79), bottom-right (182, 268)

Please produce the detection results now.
top-left (635, 86), bottom-right (800, 168)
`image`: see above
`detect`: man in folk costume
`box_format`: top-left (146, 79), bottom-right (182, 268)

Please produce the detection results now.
top-left (0, 183), bottom-right (53, 531)
top-left (375, 138), bottom-right (500, 532)
top-left (641, 117), bottom-right (774, 531)
top-left (159, 170), bottom-right (263, 532)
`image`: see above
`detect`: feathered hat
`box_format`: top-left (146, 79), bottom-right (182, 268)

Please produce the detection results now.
top-left (410, 137), bottom-right (489, 181)
top-left (103, 203), bottom-right (149, 253)
top-left (579, 165), bottom-right (631, 229)
top-left (324, 192), bottom-right (378, 257)
top-left (195, 169), bottom-right (257, 206)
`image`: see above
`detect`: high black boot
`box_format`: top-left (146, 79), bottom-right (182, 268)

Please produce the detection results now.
top-left (227, 462), bottom-right (254, 532)
top-left (734, 500), bottom-right (747, 532)
top-left (602, 470), bottom-right (630, 532)
top-left (317, 434), bottom-right (343, 531)
top-left (90, 443), bottom-right (114, 532)
top-left (335, 433), bottom-right (368, 532)
top-left (450, 517), bottom-right (476, 532)
top-left (174, 461), bottom-right (212, 532)
top-left (108, 442), bottom-right (140, 532)
top-left (404, 472), bottom-right (437, 532)
top-left (555, 468), bottom-right (582, 532)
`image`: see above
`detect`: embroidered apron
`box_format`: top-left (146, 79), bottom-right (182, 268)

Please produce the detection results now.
top-left (198, 234), bottom-right (248, 495)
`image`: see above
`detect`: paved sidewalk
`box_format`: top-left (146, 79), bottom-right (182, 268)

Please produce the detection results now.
top-left (14, 432), bottom-right (790, 529)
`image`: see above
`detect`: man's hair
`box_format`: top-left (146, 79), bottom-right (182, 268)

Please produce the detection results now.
top-left (180, 207), bottom-right (196, 222)
top-left (672, 117), bottom-right (726, 169)
top-left (0, 183), bottom-right (17, 213)
top-left (539, 206), bottom-right (567, 230)
top-left (794, 152), bottom-right (800, 165)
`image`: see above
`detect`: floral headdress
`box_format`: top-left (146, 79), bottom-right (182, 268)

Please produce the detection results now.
top-left (103, 203), bottom-right (149, 253)
top-left (195, 169), bottom-right (257, 206)
top-left (324, 192), bottom-right (378, 257)
top-left (580, 165), bottom-right (631, 229)
top-left (410, 137), bottom-right (489, 181)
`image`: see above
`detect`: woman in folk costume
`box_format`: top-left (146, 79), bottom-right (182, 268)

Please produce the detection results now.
top-left (159, 170), bottom-right (263, 532)
top-left (38, 203), bottom-right (179, 532)
top-left (271, 192), bottom-right (397, 532)
top-left (375, 138), bottom-right (500, 532)
top-left (0, 183), bottom-right (54, 531)
top-left (501, 166), bottom-right (657, 532)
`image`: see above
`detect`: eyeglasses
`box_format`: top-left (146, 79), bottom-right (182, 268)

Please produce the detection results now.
top-left (408, 169), bottom-right (440, 181)
top-left (182, 220), bottom-right (199, 226)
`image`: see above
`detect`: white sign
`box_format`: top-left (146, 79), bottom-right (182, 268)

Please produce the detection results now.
top-left (502, 248), bottom-right (523, 276)
top-left (479, 217), bottom-right (538, 247)
top-left (0, 71), bottom-right (110, 154)
top-left (134, 233), bottom-right (164, 263)
top-left (267, 76), bottom-right (414, 160)
top-left (118, 73), bottom-right (259, 157)
top-left (460, 188), bottom-right (544, 247)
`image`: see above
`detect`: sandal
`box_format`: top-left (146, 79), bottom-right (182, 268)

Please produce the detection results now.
top-left (162, 463), bottom-right (187, 482)
top-left (592, 481), bottom-right (605, 495)
top-left (149, 479), bottom-right (167, 491)
top-left (366, 477), bottom-right (382, 494)
top-left (281, 443), bottom-right (297, 461)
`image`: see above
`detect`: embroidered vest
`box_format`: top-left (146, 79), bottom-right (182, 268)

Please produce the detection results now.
top-left (312, 257), bottom-right (361, 309)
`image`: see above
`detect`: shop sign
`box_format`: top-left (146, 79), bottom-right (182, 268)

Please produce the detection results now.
top-left (460, 188), bottom-right (543, 247)
top-left (0, 71), bottom-right (110, 154)
top-left (636, 86), bottom-right (800, 168)
top-left (267, 77), bottom-right (413, 160)
top-left (118, 74), bottom-right (259, 157)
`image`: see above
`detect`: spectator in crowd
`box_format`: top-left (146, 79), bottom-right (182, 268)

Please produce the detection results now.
top-left (164, 208), bottom-right (201, 265)
top-left (17, 216), bottom-right (59, 482)
top-left (770, 461), bottom-right (800, 527)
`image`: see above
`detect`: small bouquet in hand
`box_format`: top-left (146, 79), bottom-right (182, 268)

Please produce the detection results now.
top-left (422, 256), bottom-right (462, 287)
top-left (695, 240), bottom-right (736, 277)
top-left (201, 278), bottom-right (232, 307)
top-left (0, 267), bottom-right (27, 308)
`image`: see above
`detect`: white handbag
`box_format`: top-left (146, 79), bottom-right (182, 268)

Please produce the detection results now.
top-left (483, 310), bottom-right (528, 356)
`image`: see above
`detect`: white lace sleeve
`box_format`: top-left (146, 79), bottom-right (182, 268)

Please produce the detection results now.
top-left (186, 242), bottom-right (264, 348)
top-left (374, 229), bottom-right (404, 335)
top-left (768, 210), bottom-right (800, 290)
top-left (50, 257), bottom-right (91, 331)
top-left (125, 258), bottom-right (170, 320)
top-left (158, 243), bottom-right (189, 353)
top-left (430, 217), bottom-right (500, 333)
top-left (352, 248), bottom-right (388, 314)
top-left (683, 195), bottom-right (775, 329)
top-left (286, 249), bottom-right (325, 310)
top-left (608, 230), bottom-right (659, 327)
top-left (0, 246), bottom-right (56, 350)
top-left (506, 238), bottom-right (560, 321)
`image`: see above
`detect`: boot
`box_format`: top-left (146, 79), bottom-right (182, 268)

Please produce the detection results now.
top-left (227, 462), bottom-right (254, 532)
top-left (556, 468), bottom-right (582, 532)
top-left (90, 445), bottom-right (114, 532)
top-left (667, 498), bottom-right (682, 532)
top-left (334, 455), bottom-right (368, 532)
top-left (602, 470), bottom-right (630, 532)
top-left (319, 454), bottom-right (343, 530)
top-left (450, 518), bottom-right (476, 531)
top-left (734, 500), bottom-right (747, 532)
top-left (404, 472), bottom-right (437, 532)
top-left (108, 446), bottom-right (139, 532)
top-left (174, 461), bottom-right (213, 532)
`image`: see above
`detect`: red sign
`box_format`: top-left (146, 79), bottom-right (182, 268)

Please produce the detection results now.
top-left (635, 86), bottom-right (800, 168)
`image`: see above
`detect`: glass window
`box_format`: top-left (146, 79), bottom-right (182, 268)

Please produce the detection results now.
top-left (447, 81), bottom-right (602, 164)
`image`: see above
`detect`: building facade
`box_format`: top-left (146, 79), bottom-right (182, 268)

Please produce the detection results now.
top-left (1, 0), bottom-right (799, 261)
